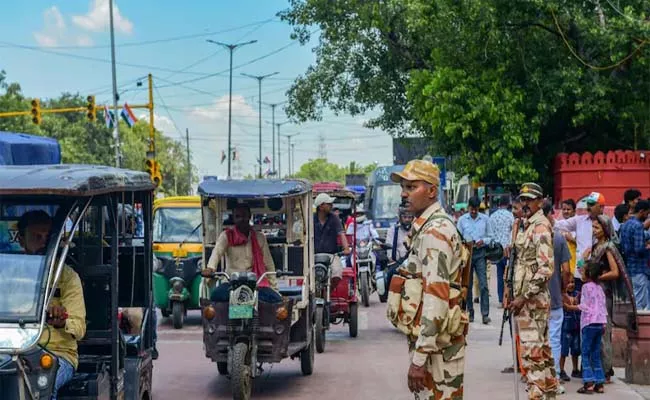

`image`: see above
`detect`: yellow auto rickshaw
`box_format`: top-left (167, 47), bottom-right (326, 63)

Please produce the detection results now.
top-left (152, 196), bottom-right (204, 329)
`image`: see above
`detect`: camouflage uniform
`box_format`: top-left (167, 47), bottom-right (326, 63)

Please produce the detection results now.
top-left (405, 202), bottom-right (467, 400)
top-left (513, 208), bottom-right (557, 399)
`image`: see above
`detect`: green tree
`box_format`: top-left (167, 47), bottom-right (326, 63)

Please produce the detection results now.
top-left (293, 158), bottom-right (378, 183)
top-left (281, 1), bottom-right (650, 187)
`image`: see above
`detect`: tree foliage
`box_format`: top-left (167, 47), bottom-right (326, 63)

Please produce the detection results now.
top-left (0, 71), bottom-right (196, 195)
top-left (281, 0), bottom-right (650, 187)
top-left (292, 158), bottom-right (376, 183)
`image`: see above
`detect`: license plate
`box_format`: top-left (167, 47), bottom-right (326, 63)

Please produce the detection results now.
top-left (229, 305), bottom-right (253, 319)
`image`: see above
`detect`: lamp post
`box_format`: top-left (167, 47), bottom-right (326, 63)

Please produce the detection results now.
top-left (206, 39), bottom-right (257, 178)
top-left (241, 72), bottom-right (279, 178)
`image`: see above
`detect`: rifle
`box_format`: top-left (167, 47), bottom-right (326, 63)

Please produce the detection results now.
top-left (459, 241), bottom-right (474, 310)
top-left (499, 247), bottom-right (516, 346)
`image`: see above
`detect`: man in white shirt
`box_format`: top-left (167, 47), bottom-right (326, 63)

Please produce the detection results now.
top-left (554, 192), bottom-right (605, 288)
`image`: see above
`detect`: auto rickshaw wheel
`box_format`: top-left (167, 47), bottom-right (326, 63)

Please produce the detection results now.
top-left (360, 273), bottom-right (370, 307)
top-left (315, 305), bottom-right (326, 353)
top-left (231, 342), bottom-right (252, 400)
top-left (172, 302), bottom-right (184, 329)
top-left (217, 362), bottom-right (228, 376)
top-left (349, 303), bottom-right (359, 338)
top-left (300, 329), bottom-right (315, 376)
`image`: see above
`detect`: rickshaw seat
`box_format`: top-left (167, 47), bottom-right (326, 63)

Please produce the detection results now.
top-left (279, 286), bottom-right (302, 299)
top-left (314, 253), bottom-right (334, 265)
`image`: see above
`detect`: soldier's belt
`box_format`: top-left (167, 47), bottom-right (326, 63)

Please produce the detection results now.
top-left (397, 268), bottom-right (422, 279)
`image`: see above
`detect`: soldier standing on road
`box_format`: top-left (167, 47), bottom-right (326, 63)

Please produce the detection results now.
top-left (388, 160), bottom-right (467, 400)
top-left (510, 183), bottom-right (558, 399)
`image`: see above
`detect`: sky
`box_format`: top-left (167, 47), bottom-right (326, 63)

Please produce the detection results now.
top-left (0, 0), bottom-right (393, 180)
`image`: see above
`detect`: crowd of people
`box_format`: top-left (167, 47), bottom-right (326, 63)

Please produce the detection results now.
top-left (450, 187), bottom-right (648, 397)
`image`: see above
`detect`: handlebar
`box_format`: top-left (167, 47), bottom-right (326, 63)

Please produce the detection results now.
top-left (204, 270), bottom-right (294, 285)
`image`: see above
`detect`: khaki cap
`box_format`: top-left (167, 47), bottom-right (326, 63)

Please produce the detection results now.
top-left (390, 160), bottom-right (440, 186)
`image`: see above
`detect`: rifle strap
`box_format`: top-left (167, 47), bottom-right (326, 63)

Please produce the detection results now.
top-left (391, 224), bottom-right (399, 262)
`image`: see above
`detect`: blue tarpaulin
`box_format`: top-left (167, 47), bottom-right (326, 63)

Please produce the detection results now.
top-left (0, 132), bottom-right (61, 165)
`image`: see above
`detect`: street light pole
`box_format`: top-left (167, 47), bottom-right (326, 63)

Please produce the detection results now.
top-left (206, 39), bottom-right (257, 178)
top-left (276, 122), bottom-right (290, 177)
top-left (284, 133), bottom-right (300, 176)
top-left (108, 0), bottom-right (120, 167)
top-left (242, 72), bottom-right (279, 178)
top-left (264, 101), bottom-right (287, 176)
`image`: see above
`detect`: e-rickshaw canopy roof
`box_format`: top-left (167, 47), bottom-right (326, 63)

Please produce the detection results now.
top-left (198, 179), bottom-right (311, 199)
top-left (0, 164), bottom-right (155, 196)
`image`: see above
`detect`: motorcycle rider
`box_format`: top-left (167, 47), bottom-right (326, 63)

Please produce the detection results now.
top-left (345, 205), bottom-right (379, 242)
top-left (386, 206), bottom-right (413, 263)
top-left (314, 193), bottom-right (350, 288)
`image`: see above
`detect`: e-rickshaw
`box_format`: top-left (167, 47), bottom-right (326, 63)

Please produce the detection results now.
top-left (198, 179), bottom-right (316, 400)
top-left (0, 164), bottom-right (156, 400)
top-left (311, 187), bottom-right (359, 353)
top-left (152, 196), bottom-right (203, 329)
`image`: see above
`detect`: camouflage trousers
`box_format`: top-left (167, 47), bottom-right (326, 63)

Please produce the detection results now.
top-left (408, 340), bottom-right (465, 400)
top-left (515, 311), bottom-right (558, 400)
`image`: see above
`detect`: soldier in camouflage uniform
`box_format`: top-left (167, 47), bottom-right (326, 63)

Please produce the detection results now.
top-left (389, 160), bottom-right (467, 400)
top-left (510, 183), bottom-right (558, 399)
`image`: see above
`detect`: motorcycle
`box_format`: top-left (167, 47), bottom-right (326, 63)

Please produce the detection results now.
top-left (313, 251), bottom-right (349, 353)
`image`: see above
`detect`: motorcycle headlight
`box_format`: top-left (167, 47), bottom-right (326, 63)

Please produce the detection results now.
top-left (315, 265), bottom-right (328, 283)
top-left (172, 280), bottom-right (184, 292)
top-left (37, 374), bottom-right (49, 389)
top-left (233, 285), bottom-right (254, 304)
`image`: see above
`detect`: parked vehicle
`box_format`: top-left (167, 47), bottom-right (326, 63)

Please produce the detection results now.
top-left (152, 196), bottom-right (204, 329)
top-left (0, 164), bottom-right (156, 400)
top-left (199, 179), bottom-right (316, 400)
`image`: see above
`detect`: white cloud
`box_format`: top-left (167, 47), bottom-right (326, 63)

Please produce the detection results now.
top-left (75, 35), bottom-right (94, 47)
top-left (33, 6), bottom-right (66, 47)
top-left (34, 33), bottom-right (58, 47)
top-left (72, 0), bottom-right (134, 34)
top-left (189, 95), bottom-right (258, 122)
top-left (138, 113), bottom-right (177, 137)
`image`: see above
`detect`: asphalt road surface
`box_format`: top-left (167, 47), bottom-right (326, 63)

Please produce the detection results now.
top-left (151, 290), bottom-right (647, 400)
top-left (152, 299), bottom-right (411, 399)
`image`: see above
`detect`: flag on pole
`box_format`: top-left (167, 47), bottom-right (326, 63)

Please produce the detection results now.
top-left (263, 156), bottom-right (271, 164)
top-left (120, 103), bottom-right (138, 127)
top-left (221, 150), bottom-right (226, 164)
top-left (104, 105), bottom-right (114, 129)
top-left (232, 149), bottom-right (239, 161)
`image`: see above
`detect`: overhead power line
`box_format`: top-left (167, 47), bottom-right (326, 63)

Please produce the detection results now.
top-left (0, 18), bottom-right (278, 50)
top-left (157, 29), bottom-right (319, 89)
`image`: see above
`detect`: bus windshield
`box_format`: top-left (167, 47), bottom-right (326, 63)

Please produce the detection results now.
top-left (153, 207), bottom-right (203, 243)
top-left (373, 185), bottom-right (403, 220)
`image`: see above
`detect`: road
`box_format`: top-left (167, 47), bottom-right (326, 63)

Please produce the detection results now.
top-left (151, 277), bottom-right (647, 399)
